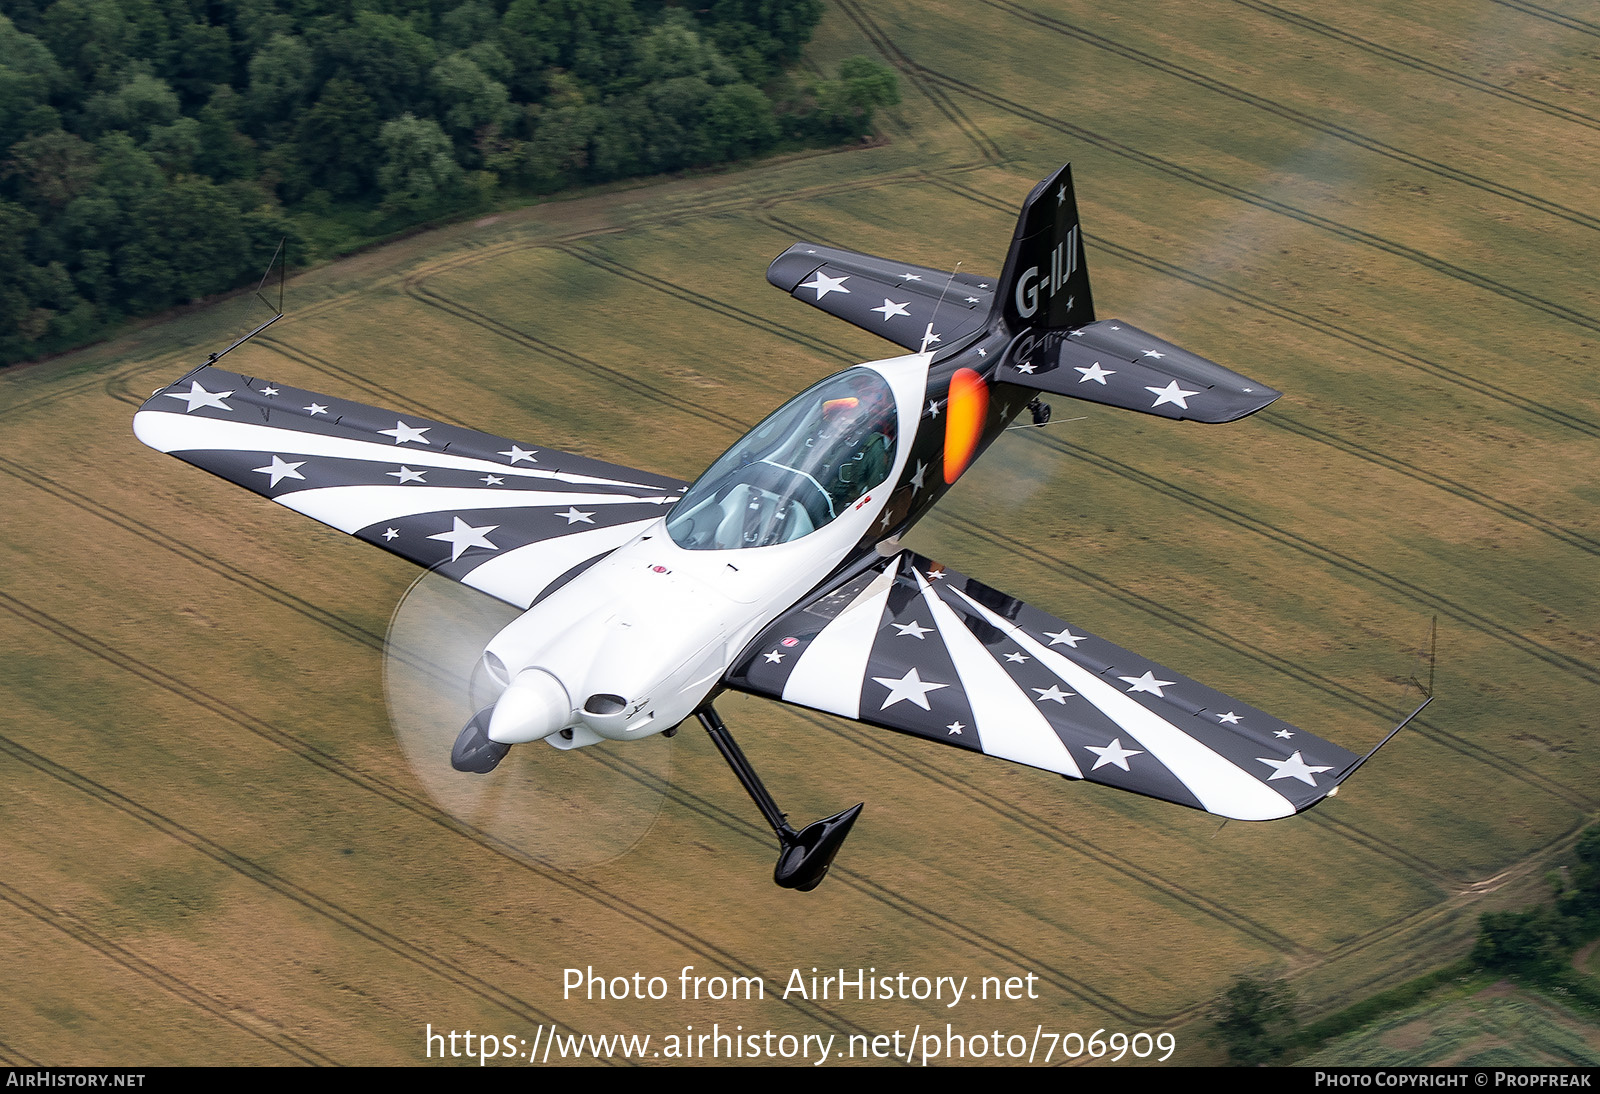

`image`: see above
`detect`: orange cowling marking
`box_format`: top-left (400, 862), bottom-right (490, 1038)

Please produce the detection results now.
top-left (943, 368), bottom-right (989, 484)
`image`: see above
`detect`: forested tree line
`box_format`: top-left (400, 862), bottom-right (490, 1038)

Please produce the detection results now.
top-left (0, 1), bottom-right (900, 365)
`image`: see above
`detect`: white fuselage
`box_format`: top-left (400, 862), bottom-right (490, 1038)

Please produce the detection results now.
top-left (479, 352), bottom-right (930, 749)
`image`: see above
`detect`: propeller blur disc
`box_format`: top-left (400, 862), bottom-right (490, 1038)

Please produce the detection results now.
top-left (383, 570), bottom-right (672, 870)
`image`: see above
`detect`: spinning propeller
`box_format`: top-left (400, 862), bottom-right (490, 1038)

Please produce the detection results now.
top-left (383, 570), bottom-right (674, 871)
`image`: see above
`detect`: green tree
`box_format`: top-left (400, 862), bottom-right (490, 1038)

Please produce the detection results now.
top-left (244, 32), bottom-right (313, 136)
top-left (3, 129), bottom-right (97, 211)
top-left (1207, 976), bottom-right (1299, 1065)
top-left (377, 113), bottom-right (461, 216)
top-left (1472, 907), bottom-right (1569, 977)
top-left (812, 55), bottom-right (899, 139)
top-left (704, 83), bottom-right (776, 160)
top-left (327, 12), bottom-right (436, 120)
top-left (82, 71), bottom-right (180, 141)
top-left (292, 77), bottom-right (379, 200)
top-left (431, 52), bottom-right (511, 150)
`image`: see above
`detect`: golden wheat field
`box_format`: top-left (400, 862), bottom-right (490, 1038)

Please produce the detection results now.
top-left (2, 0), bottom-right (1598, 1066)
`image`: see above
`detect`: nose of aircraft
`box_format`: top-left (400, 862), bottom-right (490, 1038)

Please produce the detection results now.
top-left (487, 668), bottom-right (572, 744)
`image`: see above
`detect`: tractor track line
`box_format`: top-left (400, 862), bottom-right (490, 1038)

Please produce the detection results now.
top-left (1487, 0), bottom-right (1600, 38)
top-left (838, 0), bottom-right (1600, 342)
top-left (977, 0), bottom-right (1600, 237)
top-left (837, 0), bottom-right (1005, 164)
top-left (0, 880), bottom-right (337, 1065)
top-left (0, 591), bottom-right (880, 1044)
top-left (1033, 429), bottom-right (1600, 690)
top-left (580, 742), bottom-right (1157, 1023)
top-left (0, 721), bottom-right (625, 1061)
top-left (905, 176), bottom-right (1600, 442)
top-left (1223, 0), bottom-right (1600, 133)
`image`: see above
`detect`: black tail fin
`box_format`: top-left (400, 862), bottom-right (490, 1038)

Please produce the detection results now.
top-left (992, 164), bottom-right (1094, 334)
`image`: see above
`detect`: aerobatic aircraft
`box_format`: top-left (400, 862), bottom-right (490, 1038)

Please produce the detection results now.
top-left (134, 165), bottom-right (1423, 890)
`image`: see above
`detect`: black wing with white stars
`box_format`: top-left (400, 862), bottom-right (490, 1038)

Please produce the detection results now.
top-left (725, 550), bottom-right (1358, 819)
top-left (767, 243), bottom-right (996, 354)
top-left (134, 366), bottom-right (687, 609)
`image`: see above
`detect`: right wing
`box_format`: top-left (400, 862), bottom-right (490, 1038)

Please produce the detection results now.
top-left (766, 242), bottom-right (996, 352)
top-left (725, 550), bottom-right (1360, 820)
top-left (134, 365), bottom-right (687, 610)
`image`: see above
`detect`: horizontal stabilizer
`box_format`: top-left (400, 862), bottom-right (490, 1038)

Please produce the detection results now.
top-left (997, 320), bottom-right (1281, 423)
top-left (768, 242), bottom-right (996, 352)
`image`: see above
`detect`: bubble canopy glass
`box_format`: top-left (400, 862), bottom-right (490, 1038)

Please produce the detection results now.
top-left (666, 369), bottom-right (899, 550)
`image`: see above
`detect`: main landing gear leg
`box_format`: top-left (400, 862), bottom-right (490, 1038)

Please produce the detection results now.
top-left (696, 705), bottom-right (862, 892)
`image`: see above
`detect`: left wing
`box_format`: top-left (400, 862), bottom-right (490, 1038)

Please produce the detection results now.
top-left (725, 550), bottom-right (1359, 820)
top-left (134, 365), bottom-right (687, 609)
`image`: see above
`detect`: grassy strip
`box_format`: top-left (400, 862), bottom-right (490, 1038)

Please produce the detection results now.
top-left (1293, 960), bottom-right (1475, 1056)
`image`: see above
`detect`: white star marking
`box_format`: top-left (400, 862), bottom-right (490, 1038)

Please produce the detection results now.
top-left (1033, 684), bottom-right (1073, 704)
top-left (926, 400), bottom-right (940, 418)
top-left (1120, 670), bottom-right (1175, 696)
top-left (252, 455), bottom-right (305, 488)
top-left (1257, 751), bottom-right (1334, 786)
top-left (1147, 381), bottom-right (1199, 410)
top-left (387, 466), bottom-right (426, 483)
top-left (559, 507), bottom-right (595, 525)
top-left (1068, 328), bottom-right (1085, 337)
top-left (976, 347), bottom-right (987, 357)
top-left (500, 445), bottom-right (539, 464)
top-left (965, 296), bottom-right (980, 304)
top-left (481, 475), bottom-right (504, 486)
top-left (1086, 738), bottom-right (1144, 772)
top-left (1004, 651), bottom-right (1029, 663)
top-left (900, 273), bottom-right (922, 281)
top-left (1275, 729), bottom-right (1295, 739)
top-left (918, 324), bottom-right (942, 351)
top-left (763, 650), bottom-right (784, 664)
top-left (382, 528), bottom-right (399, 541)
top-left (428, 517), bottom-right (499, 562)
top-left (978, 283), bottom-right (989, 289)
top-left (909, 461), bottom-right (927, 494)
top-left (1142, 350), bottom-right (1166, 359)
top-left (1075, 361), bottom-right (1115, 384)
top-left (1015, 362), bottom-right (1037, 374)
top-left (872, 299), bottom-right (910, 321)
top-left (165, 381), bottom-right (233, 412)
top-left (926, 568), bottom-right (946, 580)
top-left (305, 403), bottom-right (328, 416)
top-left (1216, 711), bottom-right (1242, 725)
top-left (260, 386), bottom-right (279, 396)
top-left (800, 271), bottom-right (850, 299)
top-left (1044, 628), bottom-right (1085, 648)
top-left (1057, 185), bottom-right (1067, 205)
top-left (379, 420), bottom-right (431, 445)
top-left (872, 667), bottom-right (948, 711)
top-left (892, 620), bottom-right (932, 639)
top-left (947, 721), bottom-right (965, 735)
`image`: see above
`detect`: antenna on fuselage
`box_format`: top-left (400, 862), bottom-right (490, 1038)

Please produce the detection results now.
top-left (920, 262), bottom-right (963, 354)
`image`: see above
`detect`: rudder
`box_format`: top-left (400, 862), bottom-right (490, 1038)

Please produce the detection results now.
top-left (992, 164), bottom-right (1095, 335)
